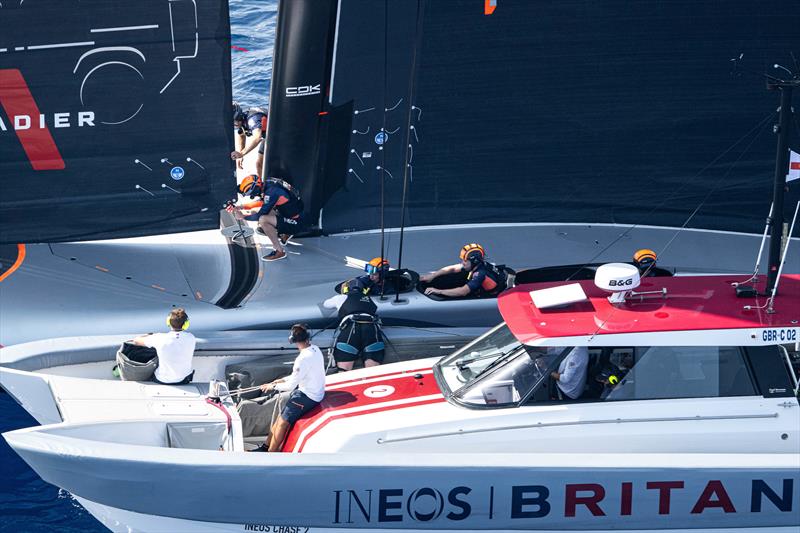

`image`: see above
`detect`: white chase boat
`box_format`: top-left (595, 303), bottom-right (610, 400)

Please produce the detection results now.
top-left (3, 267), bottom-right (799, 532)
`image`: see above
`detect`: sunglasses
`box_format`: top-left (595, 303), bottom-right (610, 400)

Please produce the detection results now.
top-left (364, 264), bottom-right (385, 275)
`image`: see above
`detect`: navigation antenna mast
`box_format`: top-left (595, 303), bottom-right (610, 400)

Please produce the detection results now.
top-left (765, 65), bottom-right (799, 296)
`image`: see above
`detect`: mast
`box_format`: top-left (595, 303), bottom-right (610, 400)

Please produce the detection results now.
top-left (765, 75), bottom-right (798, 295)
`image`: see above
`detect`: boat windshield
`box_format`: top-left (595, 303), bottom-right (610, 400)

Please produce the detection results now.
top-left (435, 323), bottom-right (571, 407)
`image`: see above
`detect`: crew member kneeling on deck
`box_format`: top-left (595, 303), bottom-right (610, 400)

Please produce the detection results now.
top-left (422, 243), bottom-right (505, 298)
top-left (231, 176), bottom-right (306, 262)
top-left (247, 325), bottom-right (325, 452)
top-left (324, 278), bottom-right (385, 371)
top-left (132, 308), bottom-right (195, 385)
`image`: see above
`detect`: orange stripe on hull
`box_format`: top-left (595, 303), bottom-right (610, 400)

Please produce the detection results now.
top-left (0, 244), bottom-right (26, 283)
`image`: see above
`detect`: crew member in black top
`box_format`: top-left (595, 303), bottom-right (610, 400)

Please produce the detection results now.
top-left (231, 103), bottom-right (268, 179)
top-left (323, 278), bottom-right (385, 371)
top-left (422, 243), bottom-right (505, 298)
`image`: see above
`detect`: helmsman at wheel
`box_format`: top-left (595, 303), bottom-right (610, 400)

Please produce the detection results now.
top-left (323, 278), bottom-right (385, 371)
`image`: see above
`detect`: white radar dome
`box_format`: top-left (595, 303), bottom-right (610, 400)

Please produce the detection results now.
top-left (594, 263), bottom-right (641, 294)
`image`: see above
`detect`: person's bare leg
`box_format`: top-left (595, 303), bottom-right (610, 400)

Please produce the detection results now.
top-left (364, 359), bottom-right (381, 368)
top-left (268, 417), bottom-right (291, 452)
top-left (258, 213), bottom-right (284, 253)
top-left (337, 360), bottom-right (355, 371)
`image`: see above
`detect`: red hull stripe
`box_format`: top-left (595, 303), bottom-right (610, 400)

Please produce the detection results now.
top-left (291, 396), bottom-right (446, 452)
top-left (283, 370), bottom-right (443, 452)
top-left (0, 69), bottom-right (65, 171)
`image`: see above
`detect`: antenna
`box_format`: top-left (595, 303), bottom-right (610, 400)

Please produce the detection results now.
top-left (765, 64), bottom-right (799, 296)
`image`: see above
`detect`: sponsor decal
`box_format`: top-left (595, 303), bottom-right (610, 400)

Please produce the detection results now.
top-left (485, 0), bottom-right (498, 16)
top-left (170, 166), bottom-right (185, 180)
top-left (0, 69), bottom-right (77, 170)
top-left (332, 478), bottom-right (795, 526)
top-left (607, 277), bottom-right (634, 287)
top-left (374, 131), bottom-right (388, 145)
top-left (285, 84), bottom-right (321, 98)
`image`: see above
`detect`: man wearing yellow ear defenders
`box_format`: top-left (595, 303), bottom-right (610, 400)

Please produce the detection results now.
top-left (132, 308), bottom-right (196, 385)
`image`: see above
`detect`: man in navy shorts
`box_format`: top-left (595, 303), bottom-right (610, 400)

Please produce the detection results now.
top-left (248, 324), bottom-right (325, 452)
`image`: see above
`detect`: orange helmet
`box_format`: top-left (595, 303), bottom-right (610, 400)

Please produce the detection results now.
top-left (633, 248), bottom-right (657, 268)
top-left (460, 243), bottom-right (485, 264)
top-left (365, 257), bottom-right (390, 275)
top-left (238, 175), bottom-right (262, 196)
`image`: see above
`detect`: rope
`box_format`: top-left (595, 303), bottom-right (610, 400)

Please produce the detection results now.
top-left (394, 0), bottom-right (425, 303)
top-left (566, 111), bottom-right (777, 281)
top-left (222, 385), bottom-right (264, 396)
top-left (377, 0), bottom-right (389, 299)
top-left (588, 114), bottom-right (773, 338)
top-left (655, 110), bottom-right (772, 263)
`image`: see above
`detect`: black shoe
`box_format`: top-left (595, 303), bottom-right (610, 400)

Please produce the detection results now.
top-left (248, 443), bottom-right (269, 452)
top-left (279, 233), bottom-right (293, 246)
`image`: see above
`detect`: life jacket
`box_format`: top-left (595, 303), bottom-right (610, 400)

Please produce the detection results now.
top-left (337, 293), bottom-right (378, 322)
top-left (468, 261), bottom-right (506, 296)
top-left (264, 178), bottom-right (305, 218)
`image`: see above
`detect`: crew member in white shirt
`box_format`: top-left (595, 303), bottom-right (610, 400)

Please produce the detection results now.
top-left (252, 324), bottom-right (326, 452)
top-left (132, 308), bottom-right (196, 385)
top-left (551, 346), bottom-right (589, 400)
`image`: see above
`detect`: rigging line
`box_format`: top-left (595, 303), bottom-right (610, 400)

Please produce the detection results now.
top-left (395, 0), bottom-right (425, 302)
top-left (593, 113), bottom-right (770, 334)
top-left (378, 0), bottom-right (389, 299)
top-left (656, 110), bottom-right (772, 267)
top-left (565, 111), bottom-right (777, 281)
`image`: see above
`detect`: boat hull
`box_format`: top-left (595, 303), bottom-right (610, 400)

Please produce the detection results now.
top-left (72, 495), bottom-right (800, 533)
top-left (3, 223), bottom-right (797, 347)
top-left (4, 423), bottom-right (799, 531)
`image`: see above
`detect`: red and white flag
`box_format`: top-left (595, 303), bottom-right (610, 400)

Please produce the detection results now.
top-left (788, 150), bottom-right (800, 182)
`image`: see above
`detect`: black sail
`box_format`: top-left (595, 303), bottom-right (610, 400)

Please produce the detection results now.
top-left (268, 0), bottom-right (800, 235)
top-left (0, 0), bottom-right (233, 244)
top-left (263, 0), bottom-right (339, 226)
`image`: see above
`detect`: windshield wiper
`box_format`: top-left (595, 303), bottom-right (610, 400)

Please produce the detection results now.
top-left (467, 348), bottom-right (519, 381)
top-left (456, 348), bottom-right (514, 369)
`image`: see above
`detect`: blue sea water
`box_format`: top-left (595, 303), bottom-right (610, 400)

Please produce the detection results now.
top-left (0, 2), bottom-right (276, 531)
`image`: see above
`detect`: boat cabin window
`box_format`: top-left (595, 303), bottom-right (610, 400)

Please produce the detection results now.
top-left (435, 331), bottom-right (760, 408)
top-left (436, 323), bottom-right (523, 395)
top-left (601, 346), bottom-right (756, 401)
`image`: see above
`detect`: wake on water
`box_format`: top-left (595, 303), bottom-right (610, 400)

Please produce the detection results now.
top-left (0, 2), bottom-right (277, 531)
